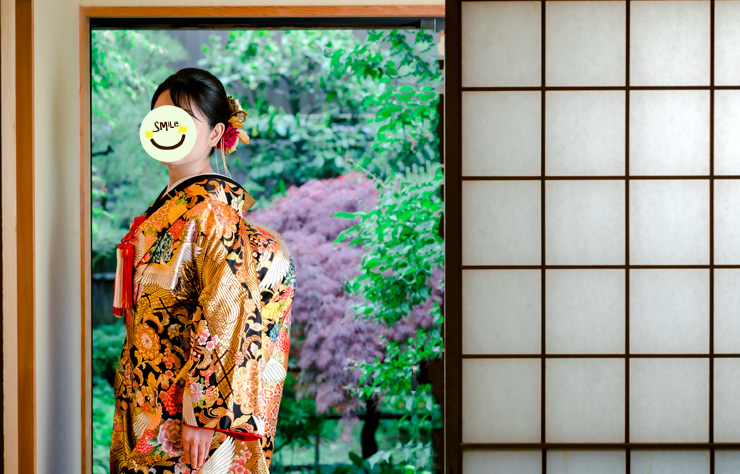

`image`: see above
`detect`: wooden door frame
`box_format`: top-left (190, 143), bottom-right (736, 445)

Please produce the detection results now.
top-left (78, 5), bottom-right (444, 474)
top-left (4, 0), bottom-right (34, 473)
top-left (444, 1), bottom-right (460, 473)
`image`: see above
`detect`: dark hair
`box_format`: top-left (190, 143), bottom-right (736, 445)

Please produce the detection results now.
top-left (151, 67), bottom-right (231, 158)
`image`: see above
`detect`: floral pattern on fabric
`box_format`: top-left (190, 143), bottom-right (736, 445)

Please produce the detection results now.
top-left (110, 175), bottom-right (295, 474)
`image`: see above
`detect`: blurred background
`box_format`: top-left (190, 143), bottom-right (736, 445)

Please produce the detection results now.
top-left (90, 27), bottom-right (445, 473)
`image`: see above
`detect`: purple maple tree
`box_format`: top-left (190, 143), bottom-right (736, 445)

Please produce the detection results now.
top-left (248, 171), bottom-right (443, 422)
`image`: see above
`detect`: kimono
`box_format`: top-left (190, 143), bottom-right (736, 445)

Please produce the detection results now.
top-left (109, 173), bottom-right (296, 474)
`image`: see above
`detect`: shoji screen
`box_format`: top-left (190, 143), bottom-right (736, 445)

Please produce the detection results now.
top-left (446, 0), bottom-right (740, 473)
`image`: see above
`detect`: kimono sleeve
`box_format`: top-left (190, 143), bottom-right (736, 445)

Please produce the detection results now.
top-left (179, 199), bottom-right (265, 440)
top-left (253, 235), bottom-right (295, 466)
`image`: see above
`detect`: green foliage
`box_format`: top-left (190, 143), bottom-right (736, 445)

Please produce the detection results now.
top-left (334, 162), bottom-right (443, 328)
top-left (332, 416), bottom-right (439, 474)
top-left (343, 309), bottom-right (443, 472)
top-left (332, 450), bottom-right (421, 474)
top-left (93, 376), bottom-right (116, 474)
top-left (332, 29), bottom-right (444, 472)
top-left (196, 29), bottom-right (442, 199)
top-left (333, 388), bottom-right (442, 473)
top-left (196, 30), bottom-right (383, 201)
top-left (92, 321), bottom-right (126, 383)
top-left (92, 30), bottom-right (185, 128)
top-left (273, 370), bottom-right (332, 451)
top-left (92, 322), bottom-right (126, 472)
top-left (333, 29), bottom-right (443, 179)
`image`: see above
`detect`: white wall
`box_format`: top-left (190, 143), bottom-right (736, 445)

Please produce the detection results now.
top-left (35, 0), bottom-right (84, 472)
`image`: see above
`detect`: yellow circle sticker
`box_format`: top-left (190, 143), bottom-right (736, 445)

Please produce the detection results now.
top-left (139, 105), bottom-right (197, 163)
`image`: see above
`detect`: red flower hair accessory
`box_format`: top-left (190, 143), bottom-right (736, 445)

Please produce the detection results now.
top-left (220, 95), bottom-right (250, 155)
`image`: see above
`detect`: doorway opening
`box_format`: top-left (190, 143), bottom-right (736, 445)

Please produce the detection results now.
top-left (86, 13), bottom-right (445, 474)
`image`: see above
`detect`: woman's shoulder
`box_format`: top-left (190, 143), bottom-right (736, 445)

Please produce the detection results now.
top-left (242, 217), bottom-right (293, 291)
top-left (184, 174), bottom-right (257, 217)
top-left (189, 175), bottom-right (293, 288)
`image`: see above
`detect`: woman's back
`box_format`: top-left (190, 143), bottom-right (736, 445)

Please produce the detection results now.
top-left (110, 174), bottom-right (295, 473)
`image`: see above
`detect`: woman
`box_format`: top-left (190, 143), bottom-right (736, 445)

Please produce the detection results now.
top-left (109, 68), bottom-right (296, 474)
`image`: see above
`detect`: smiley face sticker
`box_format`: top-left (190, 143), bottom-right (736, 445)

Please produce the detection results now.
top-left (139, 105), bottom-right (197, 162)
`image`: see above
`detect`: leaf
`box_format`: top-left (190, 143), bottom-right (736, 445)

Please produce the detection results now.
top-left (394, 85), bottom-right (416, 102)
top-left (364, 257), bottom-right (383, 269)
top-left (349, 451), bottom-right (363, 465)
top-left (334, 211), bottom-right (360, 219)
top-left (333, 224), bottom-right (360, 244)
top-left (331, 48), bottom-right (346, 73)
top-left (378, 104), bottom-right (403, 119)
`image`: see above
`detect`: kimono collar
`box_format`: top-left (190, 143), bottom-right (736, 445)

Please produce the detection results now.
top-left (143, 173), bottom-right (256, 220)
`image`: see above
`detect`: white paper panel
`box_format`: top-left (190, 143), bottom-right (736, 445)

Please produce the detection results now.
top-left (629, 180), bottom-right (709, 265)
top-left (716, 450), bottom-right (740, 474)
top-left (714, 91), bottom-right (740, 175)
top-left (713, 270), bottom-right (740, 354)
top-left (463, 450), bottom-right (541, 474)
top-left (629, 358), bottom-right (709, 442)
top-left (545, 359), bottom-right (625, 442)
top-left (714, 181), bottom-right (740, 264)
top-left (462, 270), bottom-right (541, 355)
top-left (545, 269), bottom-right (625, 354)
top-left (547, 450), bottom-right (626, 474)
top-left (545, 1), bottom-right (626, 86)
top-left (629, 90), bottom-right (709, 176)
top-left (462, 359), bottom-right (541, 443)
top-left (545, 91), bottom-right (625, 176)
top-left (462, 181), bottom-right (541, 265)
top-left (630, 450), bottom-right (709, 474)
top-left (715, 2), bottom-right (740, 85)
top-left (629, 269), bottom-right (709, 354)
top-left (462, 92), bottom-right (540, 177)
top-left (545, 180), bottom-right (625, 265)
top-left (461, 1), bottom-right (541, 87)
top-left (629, 1), bottom-right (710, 86)
top-left (714, 359), bottom-right (740, 441)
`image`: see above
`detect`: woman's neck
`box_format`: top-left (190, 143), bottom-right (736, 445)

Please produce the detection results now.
top-left (166, 160), bottom-right (216, 188)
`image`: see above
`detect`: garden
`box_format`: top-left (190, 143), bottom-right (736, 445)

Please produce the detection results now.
top-left (91, 27), bottom-right (445, 473)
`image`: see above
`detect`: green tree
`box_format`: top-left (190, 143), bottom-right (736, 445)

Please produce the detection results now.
top-left (333, 29), bottom-right (444, 472)
top-left (197, 30), bottom-right (384, 200)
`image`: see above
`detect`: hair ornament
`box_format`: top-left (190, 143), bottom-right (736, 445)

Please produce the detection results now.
top-left (218, 95), bottom-right (250, 178)
top-left (221, 95), bottom-right (250, 155)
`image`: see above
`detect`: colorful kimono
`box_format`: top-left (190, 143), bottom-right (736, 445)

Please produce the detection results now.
top-left (110, 174), bottom-right (296, 474)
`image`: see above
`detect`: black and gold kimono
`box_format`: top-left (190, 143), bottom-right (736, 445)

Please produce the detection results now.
top-left (110, 174), bottom-right (296, 474)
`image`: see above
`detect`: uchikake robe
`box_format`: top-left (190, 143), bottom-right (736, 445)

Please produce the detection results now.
top-left (110, 174), bottom-right (296, 474)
